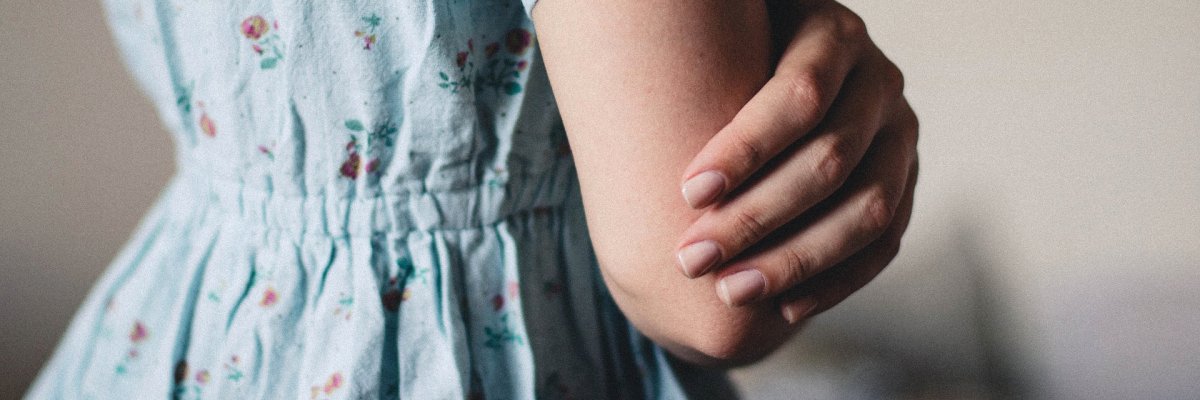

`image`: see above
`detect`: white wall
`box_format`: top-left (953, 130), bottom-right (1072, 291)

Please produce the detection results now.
top-left (2, 0), bottom-right (1198, 398)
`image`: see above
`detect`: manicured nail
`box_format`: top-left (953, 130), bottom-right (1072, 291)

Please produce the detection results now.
top-left (681, 171), bottom-right (726, 208)
top-left (717, 269), bottom-right (765, 307)
top-left (781, 298), bottom-right (818, 325)
top-left (676, 240), bottom-right (721, 278)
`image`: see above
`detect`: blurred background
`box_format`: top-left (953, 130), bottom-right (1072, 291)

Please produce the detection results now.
top-left (1, 0), bottom-right (1197, 399)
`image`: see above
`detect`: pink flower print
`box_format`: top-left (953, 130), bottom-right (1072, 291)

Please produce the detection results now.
top-left (225, 355), bottom-right (245, 382)
top-left (260, 287), bottom-right (278, 307)
top-left (311, 372), bottom-right (344, 397)
top-left (130, 321), bottom-right (147, 343)
top-left (198, 112), bottom-right (216, 137)
top-left (340, 152), bottom-right (361, 179)
top-left (507, 281), bottom-right (520, 299)
top-left (468, 39), bottom-right (474, 51)
top-left (196, 369), bottom-right (211, 385)
top-left (241, 15), bottom-right (284, 69)
top-left (326, 372), bottom-right (344, 393)
top-left (492, 294), bottom-right (505, 311)
top-left (257, 143), bottom-right (276, 160)
top-left (455, 51), bottom-right (469, 68)
top-left (484, 42), bottom-right (500, 59)
top-left (505, 29), bottom-right (532, 54)
top-left (241, 16), bottom-right (269, 40)
top-left (355, 14), bottom-right (382, 51)
top-left (338, 119), bottom-right (393, 180)
top-left (516, 60), bottom-right (528, 71)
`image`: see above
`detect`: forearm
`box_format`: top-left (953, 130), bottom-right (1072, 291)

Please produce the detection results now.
top-left (534, 0), bottom-right (794, 365)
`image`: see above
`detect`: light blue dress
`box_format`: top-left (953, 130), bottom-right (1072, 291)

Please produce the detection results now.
top-left (26, 0), bottom-right (736, 398)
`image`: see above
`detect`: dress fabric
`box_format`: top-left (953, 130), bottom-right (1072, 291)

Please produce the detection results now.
top-left (26, 0), bottom-right (734, 398)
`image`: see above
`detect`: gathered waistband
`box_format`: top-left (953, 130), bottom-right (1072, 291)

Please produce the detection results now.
top-left (167, 159), bottom-right (580, 237)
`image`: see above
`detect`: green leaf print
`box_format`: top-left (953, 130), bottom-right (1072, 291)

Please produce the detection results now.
top-left (503, 82), bottom-right (522, 95)
top-left (344, 119), bottom-right (365, 131)
top-left (260, 58), bottom-right (277, 69)
top-left (483, 313), bottom-right (525, 349)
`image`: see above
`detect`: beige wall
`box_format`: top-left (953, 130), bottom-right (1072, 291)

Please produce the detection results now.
top-left (2, 0), bottom-right (1198, 399)
top-left (1, 1), bottom-right (174, 397)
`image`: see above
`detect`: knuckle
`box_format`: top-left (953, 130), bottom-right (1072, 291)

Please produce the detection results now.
top-left (731, 208), bottom-right (770, 248)
top-left (880, 61), bottom-right (906, 95)
top-left (779, 71), bottom-right (828, 123)
top-left (729, 130), bottom-right (765, 172)
top-left (780, 246), bottom-right (818, 286)
top-left (864, 186), bottom-right (897, 234)
top-left (815, 137), bottom-right (852, 189)
top-left (834, 10), bottom-right (868, 43)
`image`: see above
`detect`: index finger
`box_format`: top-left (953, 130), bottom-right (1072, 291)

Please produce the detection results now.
top-left (679, 3), bottom-right (869, 208)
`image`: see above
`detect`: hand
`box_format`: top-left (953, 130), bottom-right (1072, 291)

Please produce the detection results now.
top-left (673, 0), bottom-right (919, 324)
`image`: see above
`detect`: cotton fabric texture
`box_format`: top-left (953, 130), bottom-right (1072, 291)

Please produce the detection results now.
top-left (25, 0), bottom-right (736, 399)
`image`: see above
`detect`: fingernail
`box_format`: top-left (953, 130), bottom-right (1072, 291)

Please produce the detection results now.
top-left (682, 171), bottom-right (726, 208)
top-left (781, 298), bottom-right (818, 325)
top-left (676, 240), bottom-right (721, 278)
top-left (717, 269), bottom-right (765, 307)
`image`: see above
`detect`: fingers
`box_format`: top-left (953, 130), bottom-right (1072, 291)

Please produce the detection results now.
top-left (675, 53), bottom-right (898, 279)
top-left (678, 3), bottom-right (870, 209)
top-left (709, 106), bottom-right (917, 307)
top-left (778, 151), bottom-right (918, 324)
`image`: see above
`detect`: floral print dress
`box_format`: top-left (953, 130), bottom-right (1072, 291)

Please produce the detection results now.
top-left (25, 0), bottom-right (735, 399)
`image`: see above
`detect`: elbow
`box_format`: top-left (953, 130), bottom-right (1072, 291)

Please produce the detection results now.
top-left (597, 260), bottom-right (798, 368)
top-left (668, 311), bottom-right (795, 368)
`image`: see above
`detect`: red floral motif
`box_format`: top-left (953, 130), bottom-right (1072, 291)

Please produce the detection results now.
top-left (241, 15), bottom-right (283, 69)
top-left (455, 51), bottom-right (469, 68)
top-left (505, 29), bottom-right (532, 54)
top-left (196, 369), bottom-right (211, 385)
top-left (241, 16), bottom-right (269, 40)
top-left (325, 372), bottom-right (344, 393)
top-left (130, 321), bottom-right (147, 343)
top-left (492, 294), bottom-right (505, 311)
top-left (260, 287), bottom-right (278, 307)
top-left (507, 281), bottom-right (520, 299)
top-left (340, 152), bottom-right (362, 179)
top-left (199, 113), bottom-right (216, 137)
top-left (310, 372), bottom-right (344, 398)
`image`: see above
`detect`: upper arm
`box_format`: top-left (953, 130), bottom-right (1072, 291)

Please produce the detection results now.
top-left (532, 0), bottom-right (793, 365)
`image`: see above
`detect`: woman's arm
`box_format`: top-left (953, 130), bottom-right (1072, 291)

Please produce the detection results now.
top-left (533, 0), bottom-right (792, 365)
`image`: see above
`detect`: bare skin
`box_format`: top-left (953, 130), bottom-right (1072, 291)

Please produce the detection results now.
top-left (534, 0), bottom-right (918, 365)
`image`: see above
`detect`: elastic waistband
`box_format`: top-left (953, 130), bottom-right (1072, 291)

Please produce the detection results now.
top-left (168, 160), bottom-right (580, 237)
